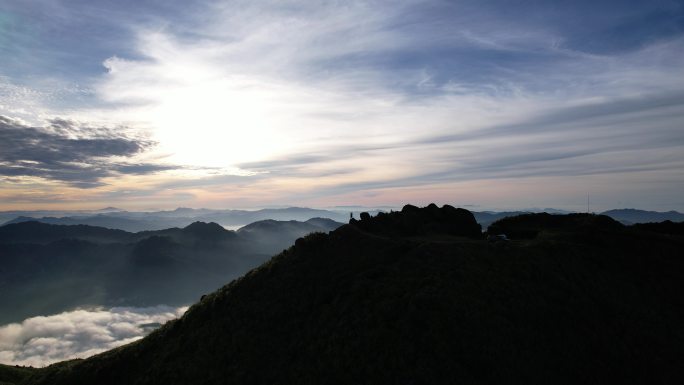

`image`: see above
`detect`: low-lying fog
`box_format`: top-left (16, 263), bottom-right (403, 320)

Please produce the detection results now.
top-left (0, 305), bottom-right (187, 367)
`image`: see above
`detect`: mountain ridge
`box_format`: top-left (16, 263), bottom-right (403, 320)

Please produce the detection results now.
top-left (0, 207), bottom-right (350, 232)
top-left (3, 207), bottom-right (682, 233)
top-left (599, 208), bottom-right (684, 224)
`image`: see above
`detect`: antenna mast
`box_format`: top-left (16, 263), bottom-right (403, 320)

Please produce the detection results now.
top-left (587, 193), bottom-right (590, 214)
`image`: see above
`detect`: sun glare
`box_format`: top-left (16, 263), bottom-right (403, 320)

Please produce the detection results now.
top-left (148, 76), bottom-right (289, 169)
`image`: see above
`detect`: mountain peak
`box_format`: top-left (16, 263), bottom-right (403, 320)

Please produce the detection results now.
top-left (96, 207), bottom-right (122, 212)
top-left (350, 203), bottom-right (481, 237)
top-left (182, 221), bottom-right (230, 237)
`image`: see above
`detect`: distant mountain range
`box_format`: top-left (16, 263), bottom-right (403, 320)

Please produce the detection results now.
top-left (8, 205), bottom-right (683, 384)
top-left (3, 207), bottom-right (679, 233)
top-left (599, 208), bottom-right (684, 224)
top-left (473, 208), bottom-right (684, 227)
top-left (0, 218), bottom-right (343, 325)
top-left (0, 207), bottom-right (352, 232)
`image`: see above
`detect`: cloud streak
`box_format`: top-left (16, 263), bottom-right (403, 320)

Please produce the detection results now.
top-left (0, 116), bottom-right (177, 187)
top-left (0, 305), bottom-right (187, 367)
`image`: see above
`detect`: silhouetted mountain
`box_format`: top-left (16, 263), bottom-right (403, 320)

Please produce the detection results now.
top-left (487, 212), bottom-right (624, 239)
top-left (6, 215), bottom-right (175, 233)
top-left (471, 209), bottom-right (576, 228)
top-left (631, 220), bottom-right (684, 236)
top-left (95, 207), bottom-right (124, 213)
top-left (471, 210), bottom-right (531, 227)
top-left (601, 208), bottom-right (684, 224)
top-left (17, 205), bottom-right (683, 384)
top-left (244, 207), bottom-right (348, 222)
top-left (302, 217), bottom-right (342, 229)
top-left (0, 219), bottom-right (342, 325)
top-left (179, 221), bottom-right (235, 240)
top-left (2, 207), bottom-right (349, 232)
top-left (2, 215), bottom-right (200, 233)
top-left (2, 216), bottom-right (40, 225)
top-left (16, 206), bottom-right (679, 233)
top-left (351, 203), bottom-right (481, 237)
top-left (237, 217), bottom-right (343, 254)
top-left (0, 210), bottom-right (95, 225)
top-left (0, 221), bottom-right (134, 244)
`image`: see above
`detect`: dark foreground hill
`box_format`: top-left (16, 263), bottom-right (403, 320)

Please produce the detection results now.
top-left (15, 205), bottom-right (684, 384)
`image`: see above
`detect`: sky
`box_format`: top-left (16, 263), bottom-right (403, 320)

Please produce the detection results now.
top-left (1, 0), bottom-right (683, 212)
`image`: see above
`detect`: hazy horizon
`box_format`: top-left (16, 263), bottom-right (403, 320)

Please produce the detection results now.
top-left (1, 204), bottom-right (682, 216)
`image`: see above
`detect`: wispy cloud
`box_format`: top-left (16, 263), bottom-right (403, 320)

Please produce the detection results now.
top-left (0, 0), bottom-right (683, 210)
top-left (0, 305), bottom-right (187, 367)
top-left (0, 116), bottom-right (178, 187)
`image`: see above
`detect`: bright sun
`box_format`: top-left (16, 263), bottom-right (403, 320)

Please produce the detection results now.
top-left (149, 76), bottom-right (288, 169)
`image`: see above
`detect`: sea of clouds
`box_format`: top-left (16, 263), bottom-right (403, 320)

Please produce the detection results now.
top-left (0, 305), bottom-right (187, 367)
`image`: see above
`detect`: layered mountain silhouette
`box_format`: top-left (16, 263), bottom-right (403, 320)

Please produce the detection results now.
top-left (4, 207), bottom-right (682, 233)
top-left (1, 207), bottom-right (351, 232)
top-left (600, 208), bottom-right (684, 224)
top-left (474, 208), bottom-right (684, 227)
top-left (0, 218), bottom-right (342, 325)
top-left (9, 205), bottom-right (683, 384)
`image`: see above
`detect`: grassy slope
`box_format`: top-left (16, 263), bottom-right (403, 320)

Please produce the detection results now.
top-left (22, 210), bottom-right (684, 385)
